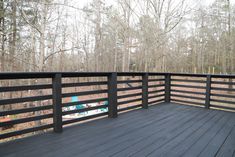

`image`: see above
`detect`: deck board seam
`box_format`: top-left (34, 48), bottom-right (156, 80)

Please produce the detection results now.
top-left (8, 104), bottom-right (185, 156)
top-left (180, 112), bottom-right (229, 157)
top-left (0, 104), bottom-right (179, 153)
top-left (214, 125), bottom-right (235, 157)
top-left (45, 105), bottom-right (196, 156)
top-left (196, 114), bottom-right (233, 157)
top-left (163, 111), bottom-right (222, 157)
top-left (168, 110), bottom-right (226, 157)
top-left (0, 103), bottom-right (234, 157)
top-left (78, 105), bottom-right (202, 156)
top-left (142, 109), bottom-right (215, 157)
top-left (107, 107), bottom-right (208, 157)
top-left (139, 110), bottom-right (219, 157)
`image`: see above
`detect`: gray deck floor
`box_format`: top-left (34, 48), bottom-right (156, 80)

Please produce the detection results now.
top-left (0, 103), bottom-right (235, 157)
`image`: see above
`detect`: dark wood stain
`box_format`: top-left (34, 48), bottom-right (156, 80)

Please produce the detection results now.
top-left (0, 103), bottom-right (234, 157)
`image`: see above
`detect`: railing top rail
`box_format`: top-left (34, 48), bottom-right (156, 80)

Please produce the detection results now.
top-left (170, 73), bottom-right (235, 78)
top-left (0, 72), bottom-right (234, 79)
top-left (0, 72), bottom-right (111, 79)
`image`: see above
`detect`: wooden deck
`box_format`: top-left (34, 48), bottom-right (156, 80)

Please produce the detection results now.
top-left (0, 103), bottom-right (235, 157)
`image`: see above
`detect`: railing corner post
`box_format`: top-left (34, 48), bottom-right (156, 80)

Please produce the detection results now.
top-left (52, 73), bottom-right (63, 133)
top-left (165, 73), bottom-right (171, 103)
top-left (142, 73), bottom-right (148, 109)
top-left (205, 75), bottom-right (211, 109)
top-left (108, 72), bottom-right (118, 118)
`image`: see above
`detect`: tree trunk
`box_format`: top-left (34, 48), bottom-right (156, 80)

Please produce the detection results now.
top-left (0, 0), bottom-right (5, 72)
top-left (9, 0), bottom-right (16, 71)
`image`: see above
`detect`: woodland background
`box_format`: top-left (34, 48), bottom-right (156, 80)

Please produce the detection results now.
top-left (0, 0), bottom-right (234, 74)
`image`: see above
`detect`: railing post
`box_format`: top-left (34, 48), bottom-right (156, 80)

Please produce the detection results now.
top-left (205, 75), bottom-right (211, 109)
top-left (165, 73), bottom-right (171, 103)
top-left (142, 73), bottom-right (148, 109)
top-left (108, 72), bottom-right (118, 118)
top-left (52, 73), bottom-right (63, 133)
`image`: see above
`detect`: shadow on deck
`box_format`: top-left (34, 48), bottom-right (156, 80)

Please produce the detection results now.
top-left (0, 103), bottom-right (235, 157)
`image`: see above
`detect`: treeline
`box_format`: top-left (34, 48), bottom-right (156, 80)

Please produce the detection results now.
top-left (0, 0), bottom-right (234, 74)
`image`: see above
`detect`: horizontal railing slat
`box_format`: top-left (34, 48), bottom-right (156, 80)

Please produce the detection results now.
top-left (148, 89), bottom-right (165, 94)
top-left (0, 84), bottom-right (52, 92)
top-left (62, 98), bottom-right (108, 107)
top-left (117, 86), bottom-right (142, 92)
top-left (171, 84), bottom-right (206, 89)
top-left (0, 95), bottom-right (53, 106)
top-left (170, 73), bottom-right (207, 77)
top-left (0, 72), bottom-right (233, 78)
top-left (118, 98), bottom-right (142, 106)
top-left (62, 81), bottom-right (107, 87)
top-left (148, 73), bottom-right (167, 76)
top-left (62, 105), bottom-right (108, 115)
top-left (211, 81), bottom-right (235, 85)
top-left (148, 79), bottom-right (165, 82)
top-left (62, 97), bottom-right (108, 108)
top-left (62, 72), bottom-right (110, 77)
top-left (211, 87), bottom-right (235, 92)
top-left (117, 72), bottom-right (144, 76)
top-left (117, 80), bottom-right (142, 84)
top-left (117, 92), bottom-right (142, 99)
top-left (170, 89), bottom-right (206, 95)
top-left (62, 90), bottom-right (107, 98)
top-left (210, 105), bottom-right (235, 111)
top-left (148, 84), bottom-right (165, 88)
top-left (148, 98), bottom-right (165, 105)
top-left (118, 104), bottom-right (142, 112)
top-left (0, 114), bottom-right (53, 127)
top-left (171, 94), bottom-right (205, 101)
top-left (0, 73), bottom-right (54, 79)
top-left (171, 99), bottom-right (204, 106)
top-left (211, 93), bottom-right (235, 99)
top-left (210, 99), bottom-right (235, 105)
top-left (171, 79), bottom-right (206, 83)
top-left (62, 112), bottom-right (108, 125)
top-left (211, 75), bottom-right (235, 78)
top-left (0, 105), bottom-right (53, 116)
top-left (0, 124), bottom-right (53, 139)
top-left (148, 94), bottom-right (165, 99)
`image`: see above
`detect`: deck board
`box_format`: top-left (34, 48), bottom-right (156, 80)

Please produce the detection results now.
top-left (79, 104), bottom-right (199, 157)
top-left (0, 103), bottom-right (234, 157)
top-left (132, 109), bottom-right (218, 157)
top-left (153, 109), bottom-right (223, 157)
top-left (181, 112), bottom-right (233, 157)
top-left (215, 124), bottom-right (235, 157)
top-left (108, 107), bottom-right (206, 157)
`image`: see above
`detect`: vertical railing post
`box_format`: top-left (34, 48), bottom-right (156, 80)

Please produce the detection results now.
top-left (142, 73), bottom-right (148, 109)
top-left (205, 75), bottom-right (211, 109)
top-left (52, 73), bottom-right (63, 133)
top-left (165, 73), bottom-right (171, 103)
top-left (108, 72), bottom-right (118, 118)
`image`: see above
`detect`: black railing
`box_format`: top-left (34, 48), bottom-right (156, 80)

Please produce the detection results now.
top-left (0, 72), bottom-right (234, 140)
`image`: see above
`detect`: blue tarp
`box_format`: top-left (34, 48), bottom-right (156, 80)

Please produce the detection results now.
top-left (71, 96), bottom-right (84, 110)
top-left (68, 96), bottom-right (108, 113)
top-left (100, 101), bottom-right (108, 112)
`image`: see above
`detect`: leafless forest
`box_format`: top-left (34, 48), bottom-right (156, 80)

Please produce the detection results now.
top-left (0, 0), bottom-right (234, 74)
